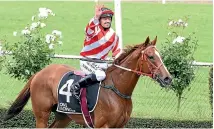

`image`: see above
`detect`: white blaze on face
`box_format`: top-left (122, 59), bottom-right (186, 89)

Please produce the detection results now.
top-left (155, 49), bottom-right (164, 64)
top-left (154, 49), bottom-right (171, 77)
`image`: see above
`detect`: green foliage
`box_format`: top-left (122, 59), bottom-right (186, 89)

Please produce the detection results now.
top-left (161, 34), bottom-right (198, 96)
top-left (0, 109), bottom-right (83, 128)
top-left (0, 55), bottom-right (5, 72)
top-left (5, 35), bottom-right (53, 80)
top-left (161, 17), bottom-right (198, 111)
top-left (0, 41), bottom-right (6, 71)
top-left (0, 109), bottom-right (211, 128)
top-left (1, 8), bottom-right (62, 81)
top-left (209, 67), bottom-right (213, 111)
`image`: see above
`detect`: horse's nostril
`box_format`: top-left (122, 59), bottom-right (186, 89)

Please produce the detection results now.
top-left (164, 77), bottom-right (172, 84)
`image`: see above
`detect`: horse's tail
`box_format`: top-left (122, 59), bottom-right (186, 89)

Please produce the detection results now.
top-left (4, 75), bottom-right (35, 121)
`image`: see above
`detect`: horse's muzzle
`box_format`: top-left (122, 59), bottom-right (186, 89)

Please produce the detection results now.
top-left (163, 77), bottom-right (172, 85)
top-left (155, 75), bottom-right (172, 87)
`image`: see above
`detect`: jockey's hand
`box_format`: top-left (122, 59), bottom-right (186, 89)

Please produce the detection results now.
top-left (95, 5), bottom-right (103, 19)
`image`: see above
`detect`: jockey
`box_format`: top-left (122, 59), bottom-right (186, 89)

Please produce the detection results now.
top-left (71, 5), bottom-right (121, 94)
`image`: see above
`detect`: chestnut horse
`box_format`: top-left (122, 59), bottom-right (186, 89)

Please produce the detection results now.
top-left (4, 36), bottom-right (172, 128)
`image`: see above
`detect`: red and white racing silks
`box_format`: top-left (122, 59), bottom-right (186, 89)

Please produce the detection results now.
top-left (80, 17), bottom-right (121, 59)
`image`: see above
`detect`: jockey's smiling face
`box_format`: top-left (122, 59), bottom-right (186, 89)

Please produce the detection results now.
top-left (100, 16), bottom-right (112, 29)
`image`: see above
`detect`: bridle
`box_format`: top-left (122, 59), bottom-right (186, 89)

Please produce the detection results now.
top-left (114, 45), bottom-right (163, 78)
top-left (102, 45), bottom-right (164, 99)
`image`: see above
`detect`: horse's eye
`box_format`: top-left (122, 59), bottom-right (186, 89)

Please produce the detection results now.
top-left (148, 56), bottom-right (154, 60)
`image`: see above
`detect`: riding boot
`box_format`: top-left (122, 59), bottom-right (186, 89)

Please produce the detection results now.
top-left (71, 73), bottom-right (98, 92)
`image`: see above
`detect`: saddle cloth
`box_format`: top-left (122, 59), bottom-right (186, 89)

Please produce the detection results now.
top-left (56, 71), bottom-right (100, 114)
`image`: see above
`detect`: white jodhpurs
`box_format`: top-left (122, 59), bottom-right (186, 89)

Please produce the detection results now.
top-left (80, 60), bottom-right (108, 81)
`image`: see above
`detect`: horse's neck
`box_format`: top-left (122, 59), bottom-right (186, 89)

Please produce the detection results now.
top-left (106, 55), bottom-right (140, 96)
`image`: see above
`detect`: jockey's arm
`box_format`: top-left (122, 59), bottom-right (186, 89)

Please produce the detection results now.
top-left (85, 17), bottom-right (99, 38)
top-left (112, 35), bottom-right (121, 59)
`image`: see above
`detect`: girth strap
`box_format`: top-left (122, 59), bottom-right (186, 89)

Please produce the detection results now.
top-left (101, 85), bottom-right (131, 99)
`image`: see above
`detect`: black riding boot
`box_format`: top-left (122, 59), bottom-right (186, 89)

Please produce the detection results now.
top-left (71, 73), bottom-right (98, 93)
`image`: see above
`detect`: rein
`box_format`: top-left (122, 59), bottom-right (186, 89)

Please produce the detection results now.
top-left (102, 46), bottom-right (164, 99)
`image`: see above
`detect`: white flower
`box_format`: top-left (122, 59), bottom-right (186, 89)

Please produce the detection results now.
top-left (40, 23), bottom-right (46, 28)
top-left (168, 21), bottom-right (173, 26)
top-left (45, 34), bottom-right (56, 43)
top-left (38, 12), bottom-right (48, 19)
top-left (173, 36), bottom-right (185, 44)
top-left (184, 23), bottom-right (188, 27)
top-left (13, 31), bottom-right (17, 36)
top-left (174, 21), bottom-right (179, 26)
top-left (51, 35), bottom-right (56, 42)
top-left (46, 9), bottom-right (53, 14)
top-left (49, 43), bottom-right (54, 49)
top-left (58, 41), bottom-right (63, 45)
top-left (38, 7), bottom-right (54, 19)
top-left (39, 8), bottom-right (47, 13)
top-left (21, 29), bottom-right (31, 35)
top-left (52, 30), bottom-right (62, 38)
top-left (30, 22), bottom-right (39, 30)
top-left (31, 22), bottom-right (38, 27)
top-left (31, 16), bottom-right (35, 21)
top-left (177, 36), bottom-right (185, 43)
top-left (30, 26), bottom-right (35, 31)
top-left (178, 19), bottom-right (183, 23)
top-left (172, 38), bottom-right (178, 44)
top-left (45, 34), bottom-right (52, 43)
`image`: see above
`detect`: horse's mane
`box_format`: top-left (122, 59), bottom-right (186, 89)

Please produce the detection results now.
top-left (114, 41), bottom-right (151, 64)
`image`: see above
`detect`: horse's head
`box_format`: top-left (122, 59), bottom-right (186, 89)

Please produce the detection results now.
top-left (112, 36), bottom-right (172, 87)
top-left (138, 36), bottom-right (172, 87)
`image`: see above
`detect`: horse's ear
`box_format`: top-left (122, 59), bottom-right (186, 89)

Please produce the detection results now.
top-left (144, 36), bottom-right (150, 46)
top-left (151, 36), bottom-right (157, 45)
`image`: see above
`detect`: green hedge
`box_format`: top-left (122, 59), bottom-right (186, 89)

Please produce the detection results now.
top-left (209, 67), bottom-right (213, 111)
top-left (0, 108), bottom-right (212, 128)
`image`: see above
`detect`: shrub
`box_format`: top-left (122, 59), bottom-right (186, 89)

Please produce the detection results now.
top-left (161, 17), bottom-right (198, 112)
top-left (209, 67), bottom-right (213, 112)
top-left (2, 8), bottom-right (63, 81)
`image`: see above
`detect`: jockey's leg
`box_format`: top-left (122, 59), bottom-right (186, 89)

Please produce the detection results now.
top-left (72, 69), bottom-right (106, 90)
top-left (71, 60), bottom-right (107, 95)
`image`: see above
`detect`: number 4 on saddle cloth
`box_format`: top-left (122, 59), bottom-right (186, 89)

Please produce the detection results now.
top-left (56, 71), bottom-right (100, 115)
